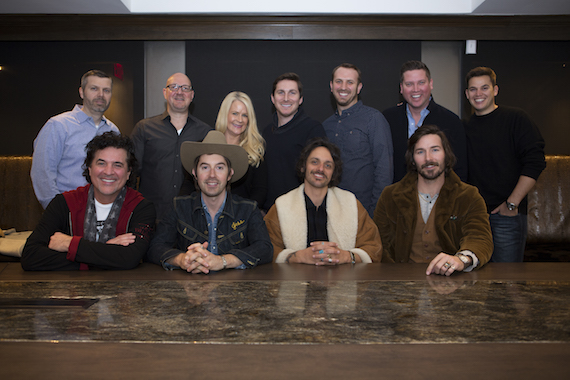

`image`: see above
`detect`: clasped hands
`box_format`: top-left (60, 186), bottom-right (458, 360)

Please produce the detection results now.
top-left (171, 242), bottom-right (226, 274)
top-left (287, 241), bottom-right (355, 265)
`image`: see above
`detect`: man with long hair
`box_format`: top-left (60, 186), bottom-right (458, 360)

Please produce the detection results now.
top-left (265, 137), bottom-right (382, 265)
top-left (374, 125), bottom-right (492, 275)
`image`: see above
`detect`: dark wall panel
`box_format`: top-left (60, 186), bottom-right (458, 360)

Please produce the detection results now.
top-left (0, 41), bottom-right (145, 156)
top-left (462, 41), bottom-right (570, 155)
top-left (186, 40), bottom-right (420, 130)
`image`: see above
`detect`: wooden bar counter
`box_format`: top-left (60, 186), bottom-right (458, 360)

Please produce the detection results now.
top-left (1, 262), bottom-right (569, 379)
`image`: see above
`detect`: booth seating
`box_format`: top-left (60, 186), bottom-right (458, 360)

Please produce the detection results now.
top-left (525, 155), bottom-right (570, 261)
top-left (0, 156), bottom-right (43, 233)
top-left (0, 156), bottom-right (43, 261)
top-left (0, 155), bottom-right (569, 262)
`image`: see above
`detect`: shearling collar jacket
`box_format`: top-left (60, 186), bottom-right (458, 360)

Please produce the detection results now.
top-left (264, 184), bottom-right (382, 263)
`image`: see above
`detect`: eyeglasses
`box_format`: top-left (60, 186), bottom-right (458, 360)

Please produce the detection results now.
top-left (165, 84), bottom-right (193, 92)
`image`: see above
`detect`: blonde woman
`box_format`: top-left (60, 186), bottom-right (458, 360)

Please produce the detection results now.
top-left (215, 91), bottom-right (267, 209)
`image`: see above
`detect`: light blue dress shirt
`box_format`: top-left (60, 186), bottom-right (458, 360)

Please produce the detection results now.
top-left (406, 100), bottom-right (431, 138)
top-left (31, 104), bottom-right (119, 208)
top-left (202, 193), bottom-right (246, 269)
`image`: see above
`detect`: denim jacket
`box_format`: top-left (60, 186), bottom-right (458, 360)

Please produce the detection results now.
top-left (147, 191), bottom-right (273, 270)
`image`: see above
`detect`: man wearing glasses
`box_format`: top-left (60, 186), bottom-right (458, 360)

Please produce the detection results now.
top-left (131, 72), bottom-right (212, 220)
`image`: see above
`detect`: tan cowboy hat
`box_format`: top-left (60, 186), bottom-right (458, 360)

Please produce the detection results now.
top-left (180, 130), bottom-right (249, 183)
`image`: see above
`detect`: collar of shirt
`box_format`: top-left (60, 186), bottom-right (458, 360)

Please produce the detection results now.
top-left (74, 104), bottom-right (110, 129)
top-left (418, 191), bottom-right (439, 224)
top-left (406, 98), bottom-right (431, 138)
top-left (335, 100), bottom-right (363, 118)
top-left (201, 192), bottom-right (228, 256)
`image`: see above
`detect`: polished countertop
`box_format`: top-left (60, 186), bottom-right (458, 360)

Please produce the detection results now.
top-left (1, 274), bottom-right (569, 345)
top-left (1, 262), bottom-right (569, 379)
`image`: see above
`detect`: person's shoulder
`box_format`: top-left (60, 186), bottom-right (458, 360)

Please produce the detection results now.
top-left (382, 102), bottom-right (405, 116)
top-left (43, 107), bottom-right (79, 128)
top-left (447, 171), bottom-right (480, 195)
top-left (329, 186), bottom-right (358, 204)
top-left (187, 113), bottom-right (211, 128)
top-left (134, 113), bottom-right (167, 128)
top-left (428, 100), bottom-right (460, 120)
top-left (275, 185), bottom-right (303, 204)
top-left (305, 117), bottom-right (325, 133)
top-left (497, 105), bottom-right (523, 114)
top-left (384, 173), bottom-right (416, 195)
top-left (229, 192), bottom-right (259, 210)
top-left (60, 185), bottom-right (89, 210)
top-left (330, 186), bottom-right (355, 198)
top-left (358, 102), bottom-right (381, 114)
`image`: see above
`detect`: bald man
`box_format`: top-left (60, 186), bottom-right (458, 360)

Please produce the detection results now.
top-left (131, 73), bottom-right (212, 220)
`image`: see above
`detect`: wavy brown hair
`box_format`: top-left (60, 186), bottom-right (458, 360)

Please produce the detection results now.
top-left (405, 125), bottom-right (456, 175)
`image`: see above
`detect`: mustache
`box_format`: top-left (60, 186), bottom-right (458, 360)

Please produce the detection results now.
top-left (421, 161), bottom-right (439, 169)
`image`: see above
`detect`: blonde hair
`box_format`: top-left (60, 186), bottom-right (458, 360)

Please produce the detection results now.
top-left (215, 91), bottom-right (265, 168)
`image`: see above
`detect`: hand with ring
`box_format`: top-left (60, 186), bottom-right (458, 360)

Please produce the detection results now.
top-left (426, 252), bottom-right (463, 276)
top-left (309, 241), bottom-right (342, 265)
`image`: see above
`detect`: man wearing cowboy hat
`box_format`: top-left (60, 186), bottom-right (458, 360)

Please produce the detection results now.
top-left (147, 131), bottom-right (273, 273)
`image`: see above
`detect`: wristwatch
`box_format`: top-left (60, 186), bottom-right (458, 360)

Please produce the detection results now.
top-left (455, 253), bottom-right (472, 269)
top-left (506, 201), bottom-right (518, 211)
top-left (221, 255), bottom-right (227, 270)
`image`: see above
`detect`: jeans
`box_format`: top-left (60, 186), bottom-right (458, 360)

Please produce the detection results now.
top-left (489, 213), bottom-right (527, 262)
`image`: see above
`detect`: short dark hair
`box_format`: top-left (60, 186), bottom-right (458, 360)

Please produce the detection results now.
top-left (81, 69), bottom-right (112, 90)
top-left (400, 60), bottom-right (431, 83)
top-left (272, 72), bottom-right (303, 97)
top-left (296, 137), bottom-right (343, 188)
top-left (465, 66), bottom-right (497, 88)
top-left (404, 125), bottom-right (456, 175)
top-left (83, 132), bottom-right (137, 186)
top-left (331, 63), bottom-right (362, 84)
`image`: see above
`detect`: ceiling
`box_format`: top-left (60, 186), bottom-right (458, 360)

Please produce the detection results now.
top-left (1, 0), bottom-right (569, 15)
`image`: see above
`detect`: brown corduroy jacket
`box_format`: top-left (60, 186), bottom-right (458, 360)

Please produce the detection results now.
top-left (373, 170), bottom-right (493, 268)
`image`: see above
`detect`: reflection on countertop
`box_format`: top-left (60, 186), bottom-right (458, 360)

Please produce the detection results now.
top-left (1, 279), bottom-right (569, 344)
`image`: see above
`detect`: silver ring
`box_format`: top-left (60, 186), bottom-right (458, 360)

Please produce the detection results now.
top-left (328, 258), bottom-right (333, 263)
top-left (443, 262), bottom-right (451, 269)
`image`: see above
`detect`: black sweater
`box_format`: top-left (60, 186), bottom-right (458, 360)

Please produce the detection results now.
top-left (262, 108), bottom-right (326, 211)
top-left (464, 105), bottom-right (546, 214)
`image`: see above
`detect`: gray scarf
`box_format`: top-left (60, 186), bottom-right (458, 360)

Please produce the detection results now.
top-left (83, 185), bottom-right (127, 243)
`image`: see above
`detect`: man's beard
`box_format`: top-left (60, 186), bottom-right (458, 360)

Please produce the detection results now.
top-left (418, 162), bottom-right (444, 180)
